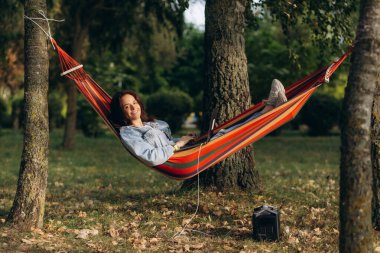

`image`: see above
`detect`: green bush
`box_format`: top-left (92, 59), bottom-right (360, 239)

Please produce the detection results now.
top-left (77, 97), bottom-right (106, 137)
top-left (146, 89), bottom-right (193, 133)
top-left (299, 93), bottom-right (341, 136)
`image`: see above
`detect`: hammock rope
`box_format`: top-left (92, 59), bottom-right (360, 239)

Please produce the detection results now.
top-left (24, 10), bottom-right (64, 50)
top-left (50, 37), bottom-right (352, 180)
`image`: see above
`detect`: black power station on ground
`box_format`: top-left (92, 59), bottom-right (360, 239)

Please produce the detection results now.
top-left (252, 205), bottom-right (280, 241)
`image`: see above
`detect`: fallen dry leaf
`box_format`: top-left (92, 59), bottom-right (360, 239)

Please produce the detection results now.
top-left (313, 227), bottom-right (322, 236)
top-left (182, 218), bottom-right (192, 226)
top-left (21, 238), bottom-right (34, 244)
top-left (76, 229), bottom-right (99, 240)
top-left (108, 226), bottom-right (119, 238)
top-left (132, 238), bottom-right (147, 249)
top-left (31, 228), bottom-right (44, 235)
top-left (149, 238), bottom-right (159, 244)
top-left (191, 243), bottom-right (204, 250)
top-left (287, 236), bottom-right (299, 245)
top-left (213, 210), bottom-right (223, 217)
top-left (57, 226), bottom-right (67, 232)
top-left (223, 245), bottom-right (235, 250)
top-left (78, 211), bottom-right (87, 218)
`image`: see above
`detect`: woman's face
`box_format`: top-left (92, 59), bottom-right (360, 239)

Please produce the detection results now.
top-left (120, 94), bottom-right (141, 122)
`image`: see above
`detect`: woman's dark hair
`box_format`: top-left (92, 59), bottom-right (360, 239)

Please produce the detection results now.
top-left (110, 90), bottom-right (154, 127)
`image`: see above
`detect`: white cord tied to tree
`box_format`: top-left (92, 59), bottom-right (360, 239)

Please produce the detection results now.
top-left (24, 10), bottom-right (64, 50)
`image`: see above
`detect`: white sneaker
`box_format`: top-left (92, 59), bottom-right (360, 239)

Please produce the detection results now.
top-left (267, 79), bottom-right (287, 107)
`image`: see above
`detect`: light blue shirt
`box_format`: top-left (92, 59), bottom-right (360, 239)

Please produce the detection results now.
top-left (120, 120), bottom-right (176, 166)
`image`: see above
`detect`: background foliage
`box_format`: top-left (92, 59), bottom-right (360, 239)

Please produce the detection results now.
top-left (0, 0), bottom-right (358, 136)
top-left (146, 89), bottom-right (193, 133)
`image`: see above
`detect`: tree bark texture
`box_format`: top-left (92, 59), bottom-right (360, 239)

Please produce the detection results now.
top-left (7, 0), bottom-right (49, 230)
top-left (339, 0), bottom-right (380, 251)
top-left (372, 67), bottom-right (380, 230)
top-left (185, 0), bottom-right (260, 191)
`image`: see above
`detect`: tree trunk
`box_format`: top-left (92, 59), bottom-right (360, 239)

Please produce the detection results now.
top-left (7, 0), bottom-right (49, 230)
top-left (184, 0), bottom-right (260, 191)
top-left (339, 0), bottom-right (379, 250)
top-left (11, 101), bottom-right (21, 130)
top-left (62, 7), bottom-right (89, 149)
top-left (62, 81), bottom-right (77, 148)
top-left (372, 73), bottom-right (380, 230)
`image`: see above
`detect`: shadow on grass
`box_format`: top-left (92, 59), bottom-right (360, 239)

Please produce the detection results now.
top-left (60, 187), bottom-right (260, 238)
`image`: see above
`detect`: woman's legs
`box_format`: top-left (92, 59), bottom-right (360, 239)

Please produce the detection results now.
top-left (211, 111), bottom-right (264, 140)
top-left (211, 79), bottom-right (287, 140)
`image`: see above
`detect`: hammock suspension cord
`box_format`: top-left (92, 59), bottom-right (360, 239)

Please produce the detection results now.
top-left (24, 10), bottom-right (64, 50)
top-left (171, 143), bottom-right (211, 238)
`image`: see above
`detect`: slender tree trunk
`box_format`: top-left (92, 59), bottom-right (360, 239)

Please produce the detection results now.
top-left (62, 81), bottom-right (77, 148)
top-left (7, 0), bottom-right (49, 229)
top-left (184, 0), bottom-right (260, 191)
top-left (62, 7), bottom-right (88, 149)
top-left (339, 0), bottom-right (379, 250)
top-left (372, 74), bottom-right (380, 230)
top-left (11, 101), bottom-right (21, 130)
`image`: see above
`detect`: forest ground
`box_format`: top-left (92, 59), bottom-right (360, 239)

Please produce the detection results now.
top-left (0, 129), bottom-right (379, 252)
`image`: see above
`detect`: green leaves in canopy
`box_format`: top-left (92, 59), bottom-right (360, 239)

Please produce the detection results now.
top-left (87, 0), bottom-right (189, 52)
top-left (164, 26), bottom-right (204, 97)
top-left (0, 0), bottom-right (23, 61)
top-left (257, 0), bottom-right (358, 54)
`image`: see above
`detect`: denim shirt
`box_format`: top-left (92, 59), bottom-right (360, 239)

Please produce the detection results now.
top-left (120, 120), bottom-right (176, 166)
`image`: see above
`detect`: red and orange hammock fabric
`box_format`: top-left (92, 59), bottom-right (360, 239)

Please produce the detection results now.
top-left (52, 38), bottom-right (352, 180)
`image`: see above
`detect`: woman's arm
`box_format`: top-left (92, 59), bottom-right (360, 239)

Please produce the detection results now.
top-left (155, 120), bottom-right (194, 149)
top-left (120, 129), bottom-right (175, 166)
top-left (121, 137), bottom-right (174, 166)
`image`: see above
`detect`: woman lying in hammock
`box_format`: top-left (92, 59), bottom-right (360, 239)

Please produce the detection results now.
top-left (109, 79), bottom-right (287, 166)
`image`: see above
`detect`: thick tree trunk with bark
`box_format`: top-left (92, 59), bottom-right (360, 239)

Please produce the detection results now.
top-left (339, 0), bottom-right (380, 250)
top-left (7, 0), bottom-right (49, 229)
top-left (184, 0), bottom-right (260, 191)
top-left (372, 74), bottom-right (380, 230)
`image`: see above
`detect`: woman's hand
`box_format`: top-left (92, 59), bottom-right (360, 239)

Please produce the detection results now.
top-left (176, 135), bottom-right (194, 148)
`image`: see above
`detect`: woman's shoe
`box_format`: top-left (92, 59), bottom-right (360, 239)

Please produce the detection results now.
top-left (267, 79), bottom-right (287, 108)
top-left (266, 79), bottom-right (280, 106)
top-left (274, 80), bottom-right (287, 107)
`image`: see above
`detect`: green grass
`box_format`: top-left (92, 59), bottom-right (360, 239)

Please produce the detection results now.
top-left (0, 129), bottom-right (379, 252)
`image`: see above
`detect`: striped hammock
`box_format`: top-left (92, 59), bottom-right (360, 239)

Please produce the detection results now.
top-left (52, 38), bottom-right (352, 180)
